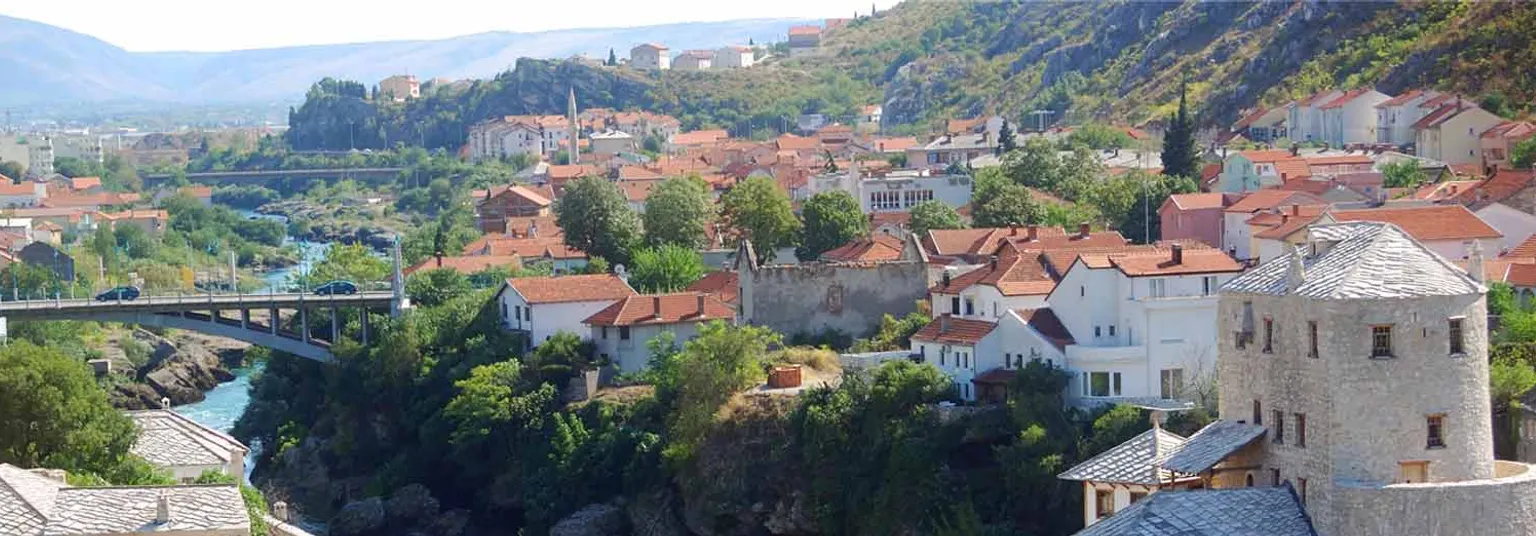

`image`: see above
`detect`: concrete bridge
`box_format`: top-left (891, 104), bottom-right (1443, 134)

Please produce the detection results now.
top-left (142, 168), bottom-right (406, 188)
top-left (0, 291), bottom-right (402, 362)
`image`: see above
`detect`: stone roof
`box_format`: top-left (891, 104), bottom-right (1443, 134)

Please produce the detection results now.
top-left (43, 485), bottom-right (248, 535)
top-left (1160, 420), bottom-right (1269, 475)
top-left (0, 464), bottom-right (61, 535)
top-left (127, 410), bottom-right (248, 469)
top-left (1059, 428), bottom-right (1186, 485)
top-left (1221, 222), bottom-right (1485, 300)
top-left (1075, 486), bottom-right (1316, 536)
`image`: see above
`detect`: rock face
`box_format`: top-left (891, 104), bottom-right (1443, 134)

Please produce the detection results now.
top-left (329, 497), bottom-right (385, 536)
top-left (258, 200), bottom-right (399, 251)
top-left (109, 329), bottom-right (248, 409)
top-left (550, 503), bottom-right (626, 536)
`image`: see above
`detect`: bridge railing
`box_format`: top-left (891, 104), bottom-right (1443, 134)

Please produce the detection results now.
top-left (0, 283), bottom-right (396, 310)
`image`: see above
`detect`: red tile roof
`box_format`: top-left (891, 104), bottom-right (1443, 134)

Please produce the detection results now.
top-left (405, 255), bottom-right (521, 276)
top-left (673, 130), bottom-right (731, 146)
top-left (1225, 190), bottom-right (1328, 213)
top-left (0, 181), bottom-right (38, 196)
top-left (584, 292), bottom-right (733, 326)
top-left (1303, 154), bottom-right (1374, 166)
top-left (1412, 180), bottom-right (1482, 201)
top-left (1506, 234), bottom-right (1536, 260)
top-left (1508, 263), bottom-right (1536, 287)
top-left (1318, 88), bottom-right (1373, 109)
top-left (922, 226), bottom-right (1127, 259)
top-left (40, 192), bottom-right (140, 207)
top-left (821, 234), bottom-right (905, 262)
top-left (1484, 121), bottom-right (1536, 140)
top-left (1237, 150), bottom-right (1299, 163)
top-left (1231, 107), bottom-right (1272, 130)
top-left (69, 177), bottom-right (102, 190)
top-left (1166, 193), bottom-right (1228, 211)
top-left (1452, 169), bottom-right (1536, 207)
top-left (871, 137), bottom-right (919, 152)
top-left (505, 274), bottom-right (635, 304)
top-left (1015, 308), bottom-right (1075, 350)
top-left (912, 315), bottom-right (996, 345)
top-left (788, 25), bottom-right (822, 36)
top-left (1251, 205), bottom-right (1331, 240)
top-left (686, 271), bottom-right (739, 304)
top-left (1375, 89), bottom-right (1425, 109)
top-left (1332, 205), bottom-right (1501, 241)
top-left (774, 134), bottom-right (818, 151)
top-left (1411, 103), bottom-right (1468, 130)
top-left (465, 235), bottom-right (586, 259)
top-left (548, 164), bottom-right (599, 180)
top-left (1108, 247), bottom-right (1243, 277)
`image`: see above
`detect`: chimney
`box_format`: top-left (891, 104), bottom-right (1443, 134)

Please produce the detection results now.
top-left (697, 293), bottom-right (707, 316)
top-left (1291, 144), bottom-right (1300, 157)
top-left (155, 492), bottom-right (171, 524)
top-left (160, 397), bottom-right (170, 410)
top-left (940, 314), bottom-right (950, 334)
top-left (1027, 224), bottom-right (1038, 241)
top-left (1078, 222), bottom-right (1091, 238)
top-left (1286, 246), bottom-right (1306, 292)
top-left (1291, 204), bottom-right (1300, 216)
top-left (652, 295), bottom-right (663, 319)
top-left (1010, 225), bottom-right (1018, 236)
top-left (1171, 244), bottom-right (1184, 265)
top-left (989, 255), bottom-right (998, 271)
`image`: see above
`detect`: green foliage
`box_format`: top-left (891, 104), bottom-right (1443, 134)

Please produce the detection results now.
top-left (406, 268), bottom-right (473, 308)
top-left (0, 160), bottom-right (23, 180)
top-left (851, 306), bottom-right (933, 352)
top-left (402, 207), bottom-right (480, 265)
top-left (1491, 353), bottom-right (1536, 413)
top-left (1513, 138), bottom-right (1536, 170)
top-left (1381, 159), bottom-right (1429, 189)
top-left (661, 321), bottom-right (776, 464)
top-left (1065, 124), bottom-right (1135, 151)
top-left (556, 177), bottom-right (644, 266)
top-left (629, 244), bottom-right (706, 293)
top-left (1117, 171), bottom-right (1197, 244)
top-left (971, 169), bottom-right (1042, 227)
top-left (0, 341), bottom-right (166, 484)
top-left (720, 176), bottom-right (800, 263)
top-left (908, 199), bottom-right (966, 236)
top-left (642, 176), bottom-right (715, 248)
top-left (1490, 282), bottom-right (1518, 317)
top-left (299, 243), bottom-right (390, 288)
top-left (796, 190), bottom-right (868, 261)
top-left (1161, 80), bottom-right (1201, 181)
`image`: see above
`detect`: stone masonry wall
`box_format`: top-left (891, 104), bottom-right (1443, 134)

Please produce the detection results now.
top-left (1330, 462), bottom-right (1536, 536)
top-left (740, 261), bottom-right (928, 339)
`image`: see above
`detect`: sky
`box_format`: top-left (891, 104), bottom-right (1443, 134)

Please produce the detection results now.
top-left (3, 0), bottom-right (903, 52)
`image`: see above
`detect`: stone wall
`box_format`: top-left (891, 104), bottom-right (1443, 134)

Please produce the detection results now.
top-left (740, 260), bottom-right (928, 339)
top-left (1328, 461), bottom-right (1536, 536)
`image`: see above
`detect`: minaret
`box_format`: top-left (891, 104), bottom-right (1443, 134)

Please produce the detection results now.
top-left (567, 88), bottom-right (580, 164)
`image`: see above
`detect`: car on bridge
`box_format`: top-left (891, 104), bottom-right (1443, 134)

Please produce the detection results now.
top-left (95, 286), bottom-right (141, 301)
top-left (313, 280), bottom-right (359, 296)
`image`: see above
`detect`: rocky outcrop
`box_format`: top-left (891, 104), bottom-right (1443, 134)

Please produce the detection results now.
top-left (328, 497), bottom-right (385, 536)
top-left (109, 329), bottom-right (247, 409)
top-left (627, 489), bottom-right (689, 536)
top-left (258, 200), bottom-right (400, 251)
top-left (550, 503), bottom-right (626, 536)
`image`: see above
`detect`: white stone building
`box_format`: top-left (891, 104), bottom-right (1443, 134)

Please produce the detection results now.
top-left (1318, 88), bottom-right (1390, 146)
top-left (589, 130), bottom-right (636, 155)
top-left (809, 168), bottom-right (972, 216)
top-left (1415, 101), bottom-right (1504, 166)
top-left (127, 409), bottom-right (249, 483)
top-left (584, 292), bottom-right (735, 373)
top-left (713, 45), bottom-right (754, 69)
top-left (495, 274), bottom-right (637, 350)
top-left (1375, 89), bottom-right (1443, 146)
top-left (467, 117), bottom-right (543, 162)
top-left (1286, 90), bottom-right (1344, 143)
top-left (629, 43), bottom-right (670, 70)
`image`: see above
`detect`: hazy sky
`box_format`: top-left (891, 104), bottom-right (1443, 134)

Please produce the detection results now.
top-left (4, 0), bottom-right (902, 52)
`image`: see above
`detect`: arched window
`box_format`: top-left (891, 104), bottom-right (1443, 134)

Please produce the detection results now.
top-left (1245, 473), bottom-right (1255, 487)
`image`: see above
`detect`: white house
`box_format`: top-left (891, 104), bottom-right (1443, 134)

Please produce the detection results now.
top-left (1375, 89), bottom-right (1443, 146)
top-left (928, 244), bottom-right (1057, 319)
top-left (468, 118), bottom-right (544, 162)
top-left (911, 308), bottom-right (1072, 402)
top-left (126, 409), bottom-right (249, 483)
top-left (1415, 101), bottom-right (1504, 165)
top-left (584, 292), bottom-right (735, 373)
top-left (495, 274), bottom-right (637, 349)
top-left (714, 45), bottom-right (754, 68)
top-left (589, 130), bottom-right (636, 155)
top-left (1221, 189), bottom-right (1327, 261)
top-left (1286, 90), bottom-right (1343, 143)
top-left (1318, 88), bottom-right (1390, 146)
top-left (630, 43), bottom-right (670, 70)
top-left (1046, 244), bottom-right (1244, 405)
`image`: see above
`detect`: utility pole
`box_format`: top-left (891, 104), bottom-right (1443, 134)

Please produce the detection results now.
top-left (229, 252), bottom-right (238, 293)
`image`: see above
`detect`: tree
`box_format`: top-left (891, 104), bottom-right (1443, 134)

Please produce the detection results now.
top-left (1491, 354), bottom-right (1536, 413)
top-left (302, 243), bottom-right (391, 288)
top-left (643, 176), bottom-right (714, 248)
top-left (1161, 79), bottom-right (1201, 181)
top-left (1000, 137), bottom-right (1062, 191)
top-left (630, 245), bottom-right (706, 293)
top-left (1065, 123), bottom-right (1135, 151)
top-left (720, 176), bottom-right (800, 263)
top-left (0, 342), bottom-right (150, 482)
top-left (1118, 172), bottom-right (1197, 244)
top-left (0, 160), bottom-right (23, 180)
top-left (971, 171), bottom-right (1041, 227)
top-left (1381, 159), bottom-right (1428, 189)
top-left (555, 176), bottom-right (643, 266)
top-left (659, 321), bottom-right (777, 463)
top-left (797, 190), bottom-right (867, 261)
top-left (406, 268), bottom-right (473, 307)
top-left (607, 48), bottom-right (618, 66)
top-left (997, 119), bottom-right (1017, 155)
top-left (908, 199), bottom-right (965, 236)
top-left (1513, 138), bottom-right (1536, 170)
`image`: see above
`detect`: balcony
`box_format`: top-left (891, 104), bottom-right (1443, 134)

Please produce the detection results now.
top-left (1066, 344), bottom-right (1145, 364)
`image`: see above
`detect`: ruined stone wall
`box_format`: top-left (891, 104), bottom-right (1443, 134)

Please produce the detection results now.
top-left (740, 261), bottom-right (927, 339)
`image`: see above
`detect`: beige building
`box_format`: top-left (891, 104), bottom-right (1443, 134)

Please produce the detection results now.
top-left (377, 74), bottom-right (420, 101)
top-left (672, 50), bottom-right (714, 71)
top-left (1414, 101), bottom-right (1504, 165)
top-left (714, 45), bottom-right (754, 68)
top-left (629, 43), bottom-right (670, 70)
top-left (0, 464), bottom-right (250, 535)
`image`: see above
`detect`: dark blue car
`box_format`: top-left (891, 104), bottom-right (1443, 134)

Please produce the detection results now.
top-left (95, 286), bottom-right (140, 301)
top-left (313, 280), bottom-right (359, 296)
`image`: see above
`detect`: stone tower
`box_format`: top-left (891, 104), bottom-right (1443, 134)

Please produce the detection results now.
top-left (1218, 221), bottom-right (1500, 535)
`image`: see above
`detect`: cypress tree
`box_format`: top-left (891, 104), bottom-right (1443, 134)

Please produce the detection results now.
top-left (1161, 79), bottom-right (1200, 180)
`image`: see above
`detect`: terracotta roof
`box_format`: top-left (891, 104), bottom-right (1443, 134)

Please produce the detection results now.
top-left (1303, 154), bottom-right (1373, 166)
top-left (547, 164), bottom-right (599, 180)
top-left (774, 134), bottom-right (818, 151)
top-left (1412, 103), bottom-right (1468, 130)
top-left (1420, 93), bottom-right (1458, 108)
top-left (179, 185), bottom-right (213, 198)
top-left (1376, 89), bottom-right (1426, 108)
top-left (1412, 179), bottom-right (1482, 201)
top-left (0, 181), bottom-right (38, 196)
top-left (933, 249), bottom-right (1058, 296)
top-left (1015, 308), bottom-right (1074, 350)
top-left (1109, 247), bottom-right (1243, 277)
top-left (868, 211), bottom-right (911, 230)
top-left (465, 235), bottom-right (586, 259)
top-left (617, 166), bottom-right (663, 181)
top-left (821, 234), bottom-right (905, 262)
top-left (505, 274), bottom-right (635, 304)
top-left (485, 185), bottom-right (552, 207)
top-left (1484, 121), bottom-right (1536, 140)
top-left (686, 271), bottom-right (739, 304)
top-left (871, 137), bottom-right (919, 152)
top-left (1295, 90), bottom-right (1341, 107)
top-left (40, 192), bottom-right (139, 207)
top-left (1165, 193), bottom-right (1227, 211)
top-left (1225, 190), bottom-right (1328, 213)
top-left (1230, 107), bottom-right (1272, 130)
top-left (788, 25), bottom-right (822, 36)
top-left (69, 177), bottom-right (102, 190)
top-left (1318, 88), bottom-right (1373, 109)
top-left (923, 226), bottom-right (1127, 259)
top-left (405, 255), bottom-right (521, 276)
top-left (1506, 234), bottom-right (1536, 260)
top-left (1507, 263), bottom-right (1536, 287)
top-left (97, 209), bottom-right (168, 221)
top-left (584, 292), bottom-right (733, 326)
top-left (1201, 162), bottom-right (1223, 184)
top-left (1332, 205), bottom-right (1501, 241)
top-left (1252, 205), bottom-right (1331, 240)
top-left (673, 130), bottom-right (730, 146)
top-left (911, 315), bottom-right (996, 345)
top-left (1452, 169), bottom-right (1536, 207)
top-left (617, 178), bottom-right (662, 203)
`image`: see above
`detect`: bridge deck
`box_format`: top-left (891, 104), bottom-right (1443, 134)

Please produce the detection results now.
top-left (0, 292), bottom-right (395, 320)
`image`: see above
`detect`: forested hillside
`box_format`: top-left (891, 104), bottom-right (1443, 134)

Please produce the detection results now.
top-left (286, 0), bottom-right (1536, 151)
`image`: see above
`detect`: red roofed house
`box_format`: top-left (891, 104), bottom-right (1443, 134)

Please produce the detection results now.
top-left (584, 292), bottom-right (736, 372)
top-left (820, 234), bottom-right (906, 263)
top-left (405, 255), bottom-right (522, 276)
top-left (1318, 88), bottom-right (1391, 146)
top-left (686, 270), bottom-right (740, 306)
top-left (1415, 99), bottom-right (1504, 165)
top-left (1229, 107), bottom-right (1288, 143)
top-left (462, 234), bottom-right (588, 272)
top-left (95, 209), bottom-right (168, 234)
top-left (475, 184), bottom-right (553, 233)
top-left (0, 179), bottom-right (47, 208)
top-left (1047, 243), bottom-right (1244, 404)
top-left (1441, 168), bottom-right (1536, 253)
top-left (1214, 149), bottom-right (1312, 193)
top-left (1483, 121), bottom-right (1536, 172)
top-left (1221, 190), bottom-right (1327, 261)
top-left (1375, 89), bottom-right (1442, 146)
top-left (911, 307), bottom-right (1074, 403)
top-left (787, 25), bottom-right (822, 57)
top-left (1332, 204), bottom-right (1501, 259)
top-left (1159, 192), bottom-right (1237, 248)
top-left (495, 274), bottom-right (637, 349)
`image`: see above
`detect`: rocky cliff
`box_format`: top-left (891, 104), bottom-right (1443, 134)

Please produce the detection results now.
top-left (108, 329), bottom-right (248, 409)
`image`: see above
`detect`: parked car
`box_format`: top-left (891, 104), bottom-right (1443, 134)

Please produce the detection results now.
top-left (95, 286), bottom-right (141, 301)
top-left (313, 280), bottom-right (359, 296)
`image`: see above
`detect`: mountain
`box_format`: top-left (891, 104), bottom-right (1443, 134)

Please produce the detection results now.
top-left (0, 15), bottom-right (814, 106)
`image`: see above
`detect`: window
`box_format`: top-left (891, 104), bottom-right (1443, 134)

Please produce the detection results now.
top-left (1253, 400), bottom-right (1262, 425)
top-left (1159, 369), bottom-right (1184, 399)
top-left (619, 326), bottom-right (631, 340)
top-left (1109, 325), bottom-right (1116, 337)
top-left (1080, 286), bottom-right (1085, 297)
top-left (1296, 413), bottom-right (1307, 448)
top-left (1449, 318), bottom-right (1465, 355)
top-left (1308, 321), bottom-right (1318, 358)
top-left (1271, 468), bottom-right (1281, 486)
top-left (1095, 326), bottom-right (1102, 337)
top-left (1272, 410), bottom-right (1284, 444)
top-left (501, 302), bottom-right (508, 319)
top-left (1128, 491), bottom-right (1147, 504)
top-left (1399, 461), bottom-right (1429, 484)
top-left (601, 326), bottom-right (609, 339)
top-left (514, 305), bottom-right (522, 323)
top-left (1245, 473), bottom-right (1254, 487)
top-left (1004, 353), bottom-right (1012, 368)
top-left (524, 306), bottom-right (532, 321)
top-left (1371, 325), bottom-right (1394, 358)
top-left (1297, 477), bottom-right (1307, 504)
top-left (1149, 279), bottom-right (1166, 298)
top-left (1202, 276), bottom-right (1217, 296)
top-left (964, 298), bottom-right (975, 316)
top-left (1088, 372), bottom-right (1122, 397)
top-left (1095, 489), bottom-right (1114, 519)
top-left (1427, 414), bottom-right (1446, 449)
top-left (1263, 318), bottom-right (1274, 354)
top-left (950, 297), bottom-right (961, 315)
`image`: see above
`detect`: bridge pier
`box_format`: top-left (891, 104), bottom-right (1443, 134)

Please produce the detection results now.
top-left (330, 307), bottom-right (339, 344)
top-left (269, 306), bottom-right (278, 335)
top-left (240, 308), bottom-right (250, 329)
top-left (359, 308), bottom-right (369, 346)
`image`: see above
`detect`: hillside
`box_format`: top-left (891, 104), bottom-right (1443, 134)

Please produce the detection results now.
top-left (0, 15), bottom-right (814, 106)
